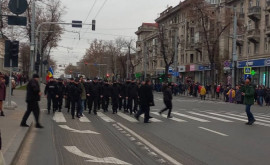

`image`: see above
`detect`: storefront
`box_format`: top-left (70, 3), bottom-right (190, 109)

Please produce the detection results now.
top-left (237, 58), bottom-right (270, 87)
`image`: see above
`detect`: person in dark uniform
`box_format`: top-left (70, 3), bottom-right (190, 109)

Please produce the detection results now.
top-left (159, 83), bottom-right (173, 118)
top-left (135, 79), bottom-right (154, 123)
top-left (97, 79), bottom-right (103, 110)
top-left (44, 77), bottom-right (58, 114)
top-left (65, 78), bottom-right (74, 113)
top-left (111, 81), bottom-right (120, 114)
top-left (57, 78), bottom-right (65, 112)
top-left (118, 82), bottom-right (124, 111)
top-left (87, 78), bottom-right (100, 115)
top-left (70, 78), bottom-right (82, 119)
top-left (101, 80), bottom-right (111, 112)
top-left (20, 74), bottom-right (43, 128)
top-left (127, 79), bottom-right (139, 115)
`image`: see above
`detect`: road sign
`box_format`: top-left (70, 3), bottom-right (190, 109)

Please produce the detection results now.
top-left (72, 20), bottom-right (82, 28)
top-left (244, 74), bottom-right (251, 80)
top-left (8, 16), bottom-right (27, 26)
top-left (8, 0), bottom-right (28, 15)
top-left (251, 70), bottom-right (256, 76)
top-left (244, 67), bottom-right (252, 74)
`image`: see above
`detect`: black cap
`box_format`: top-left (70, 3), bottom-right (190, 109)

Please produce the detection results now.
top-left (33, 74), bottom-right (39, 78)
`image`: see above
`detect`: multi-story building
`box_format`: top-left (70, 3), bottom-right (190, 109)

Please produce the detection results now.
top-left (225, 0), bottom-right (270, 86)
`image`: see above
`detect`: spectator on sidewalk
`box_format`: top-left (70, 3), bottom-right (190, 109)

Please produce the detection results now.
top-left (200, 86), bottom-right (206, 100)
top-left (20, 74), bottom-right (43, 128)
top-left (11, 78), bottom-right (16, 96)
top-left (0, 75), bottom-right (6, 117)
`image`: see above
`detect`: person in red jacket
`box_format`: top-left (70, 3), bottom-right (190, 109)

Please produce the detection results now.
top-left (0, 75), bottom-right (6, 117)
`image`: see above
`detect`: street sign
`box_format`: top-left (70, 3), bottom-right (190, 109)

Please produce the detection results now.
top-left (8, 0), bottom-right (28, 15)
top-left (168, 67), bottom-right (173, 73)
top-left (244, 67), bottom-right (252, 74)
top-left (244, 74), bottom-right (251, 80)
top-left (251, 70), bottom-right (256, 76)
top-left (72, 20), bottom-right (82, 28)
top-left (8, 16), bottom-right (27, 26)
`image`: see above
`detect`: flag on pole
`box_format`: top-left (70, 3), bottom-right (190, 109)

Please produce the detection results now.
top-left (48, 66), bottom-right (54, 78)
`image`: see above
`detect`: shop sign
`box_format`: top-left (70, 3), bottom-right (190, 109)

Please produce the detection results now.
top-left (190, 65), bottom-right (196, 71)
top-left (265, 59), bottom-right (270, 66)
top-left (238, 59), bottom-right (265, 68)
top-left (178, 66), bottom-right (186, 72)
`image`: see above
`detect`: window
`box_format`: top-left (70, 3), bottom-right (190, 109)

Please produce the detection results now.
top-left (248, 42), bottom-right (251, 54)
top-left (248, 20), bottom-right (252, 30)
top-left (240, 3), bottom-right (244, 14)
top-left (266, 15), bottom-right (269, 27)
top-left (195, 53), bottom-right (198, 62)
top-left (254, 43), bottom-right (259, 54)
top-left (190, 54), bottom-right (194, 63)
top-left (186, 54), bottom-right (188, 63)
top-left (256, 0), bottom-right (259, 6)
top-left (181, 54), bottom-right (184, 64)
top-left (265, 38), bottom-right (268, 52)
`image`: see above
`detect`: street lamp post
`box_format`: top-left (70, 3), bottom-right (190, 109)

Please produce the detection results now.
top-left (231, 7), bottom-right (237, 88)
top-left (29, 0), bottom-right (36, 77)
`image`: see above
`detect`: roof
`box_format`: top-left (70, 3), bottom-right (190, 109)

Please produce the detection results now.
top-left (142, 23), bottom-right (159, 28)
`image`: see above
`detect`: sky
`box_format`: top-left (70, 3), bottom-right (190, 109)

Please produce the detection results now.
top-left (51, 0), bottom-right (180, 68)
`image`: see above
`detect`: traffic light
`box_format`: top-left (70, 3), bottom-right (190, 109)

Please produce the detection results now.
top-left (4, 40), bottom-right (19, 67)
top-left (92, 20), bottom-right (96, 31)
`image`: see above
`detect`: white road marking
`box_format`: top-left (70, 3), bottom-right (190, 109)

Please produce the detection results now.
top-left (97, 112), bottom-right (115, 122)
top-left (117, 123), bottom-right (183, 165)
top-left (59, 125), bottom-right (100, 134)
top-left (205, 112), bottom-right (270, 127)
top-left (226, 113), bottom-right (270, 123)
top-left (188, 112), bottom-right (233, 122)
top-left (53, 112), bottom-right (66, 123)
top-left (151, 112), bottom-right (186, 122)
top-left (117, 112), bottom-right (139, 122)
top-left (199, 127), bottom-right (229, 137)
top-left (64, 146), bottom-right (131, 165)
top-left (140, 115), bottom-right (163, 122)
top-left (172, 112), bottom-right (210, 122)
top-left (79, 113), bottom-right (91, 122)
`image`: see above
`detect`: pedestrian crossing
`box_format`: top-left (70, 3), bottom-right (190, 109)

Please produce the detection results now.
top-left (49, 109), bottom-right (270, 128)
top-left (154, 97), bottom-right (227, 104)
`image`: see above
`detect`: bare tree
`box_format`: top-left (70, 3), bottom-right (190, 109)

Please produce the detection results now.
top-left (19, 43), bottom-right (30, 75)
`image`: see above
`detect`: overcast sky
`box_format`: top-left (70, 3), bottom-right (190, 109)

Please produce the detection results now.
top-left (51, 0), bottom-right (180, 67)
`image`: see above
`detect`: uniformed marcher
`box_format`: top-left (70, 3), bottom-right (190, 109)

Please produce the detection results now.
top-left (57, 78), bottom-right (65, 112)
top-left (44, 77), bottom-right (58, 114)
top-left (159, 83), bottom-right (173, 118)
top-left (127, 79), bottom-right (139, 114)
top-left (118, 82), bottom-right (124, 111)
top-left (70, 78), bottom-right (82, 119)
top-left (101, 80), bottom-right (111, 112)
top-left (65, 78), bottom-right (74, 113)
top-left (135, 79), bottom-right (154, 123)
top-left (87, 78), bottom-right (100, 115)
top-left (111, 81), bottom-right (120, 114)
top-left (20, 74), bottom-right (43, 128)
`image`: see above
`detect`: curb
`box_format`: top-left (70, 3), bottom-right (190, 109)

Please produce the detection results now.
top-left (4, 122), bottom-right (33, 165)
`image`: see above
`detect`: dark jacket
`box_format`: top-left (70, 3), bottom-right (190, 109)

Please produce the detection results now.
top-left (57, 82), bottom-right (65, 97)
top-left (101, 83), bottom-right (112, 97)
top-left (44, 81), bottom-right (58, 96)
top-left (111, 83), bottom-right (120, 98)
top-left (242, 84), bottom-right (255, 105)
top-left (70, 83), bottom-right (82, 101)
top-left (163, 86), bottom-right (173, 102)
top-left (88, 82), bottom-right (100, 97)
top-left (139, 84), bottom-right (154, 107)
top-left (26, 79), bottom-right (40, 102)
top-left (127, 82), bottom-right (139, 98)
top-left (0, 82), bottom-right (6, 101)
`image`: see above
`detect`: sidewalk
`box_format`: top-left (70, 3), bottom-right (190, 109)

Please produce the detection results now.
top-left (0, 87), bottom-right (33, 165)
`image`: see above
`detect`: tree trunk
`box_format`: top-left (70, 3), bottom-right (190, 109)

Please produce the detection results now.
top-left (210, 62), bottom-right (215, 98)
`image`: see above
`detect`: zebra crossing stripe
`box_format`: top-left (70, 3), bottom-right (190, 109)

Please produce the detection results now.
top-left (226, 113), bottom-right (270, 124)
top-left (117, 112), bottom-right (139, 123)
top-left (79, 113), bottom-right (91, 122)
top-left (97, 112), bottom-right (115, 123)
top-left (172, 112), bottom-right (210, 122)
top-left (188, 112), bottom-right (233, 122)
top-left (151, 112), bottom-right (186, 122)
top-left (140, 115), bottom-right (163, 122)
top-left (205, 112), bottom-right (270, 127)
top-left (53, 112), bottom-right (67, 123)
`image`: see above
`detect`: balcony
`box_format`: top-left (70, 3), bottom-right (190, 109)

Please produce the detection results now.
top-left (247, 29), bottom-right (260, 43)
top-left (236, 36), bottom-right (244, 46)
top-left (248, 6), bottom-right (261, 21)
top-left (266, 26), bottom-right (270, 37)
top-left (267, 0), bottom-right (270, 12)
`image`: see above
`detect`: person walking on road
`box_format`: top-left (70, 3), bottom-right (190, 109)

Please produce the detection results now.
top-left (135, 79), bottom-right (154, 123)
top-left (0, 75), bottom-right (6, 117)
top-left (20, 74), bottom-right (43, 128)
top-left (44, 78), bottom-right (58, 114)
top-left (56, 78), bottom-right (65, 112)
top-left (70, 78), bottom-right (82, 119)
top-left (159, 83), bottom-right (173, 118)
top-left (242, 77), bottom-right (256, 125)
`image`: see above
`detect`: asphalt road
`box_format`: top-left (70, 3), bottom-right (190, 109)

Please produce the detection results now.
top-left (15, 92), bottom-right (270, 165)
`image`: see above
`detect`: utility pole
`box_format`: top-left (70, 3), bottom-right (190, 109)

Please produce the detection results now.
top-left (231, 8), bottom-right (237, 88)
top-left (143, 42), bottom-right (147, 81)
top-left (173, 30), bottom-right (178, 83)
top-left (29, 0), bottom-right (36, 77)
top-left (126, 53), bottom-right (129, 80)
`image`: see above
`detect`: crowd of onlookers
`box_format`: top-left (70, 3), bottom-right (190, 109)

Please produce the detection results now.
top-left (154, 81), bottom-right (270, 106)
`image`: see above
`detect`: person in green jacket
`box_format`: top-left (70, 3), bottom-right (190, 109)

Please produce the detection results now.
top-left (241, 77), bottom-right (256, 125)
